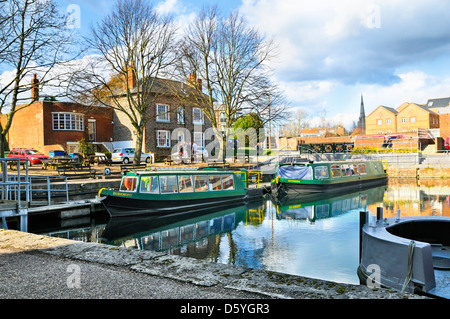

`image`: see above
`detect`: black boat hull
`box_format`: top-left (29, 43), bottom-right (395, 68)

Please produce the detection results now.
top-left (102, 193), bottom-right (248, 218)
top-left (272, 176), bottom-right (388, 198)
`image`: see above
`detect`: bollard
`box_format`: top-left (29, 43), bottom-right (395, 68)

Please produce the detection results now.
top-left (377, 207), bottom-right (383, 221)
top-left (396, 208), bottom-right (401, 222)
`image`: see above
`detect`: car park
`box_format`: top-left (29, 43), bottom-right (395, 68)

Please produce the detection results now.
top-left (7, 148), bottom-right (50, 165)
top-left (111, 148), bottom-right (154, 164)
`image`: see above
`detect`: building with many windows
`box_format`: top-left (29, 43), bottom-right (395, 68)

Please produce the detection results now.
top-left (365, 102), bottom-right (439, 136)
top-left (111, 71), bottom-right (213, 160)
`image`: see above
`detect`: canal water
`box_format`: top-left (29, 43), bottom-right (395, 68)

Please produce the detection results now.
top-left (28, 179), bottom-right (450, 285)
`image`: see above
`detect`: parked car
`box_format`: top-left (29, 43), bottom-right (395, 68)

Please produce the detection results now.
top-left (111, 148), bottom-right (154, 164)
top-left (7, 148), bottom-right (50, 165)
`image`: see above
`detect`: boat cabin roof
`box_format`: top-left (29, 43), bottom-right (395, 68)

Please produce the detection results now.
top-left (279, 160), bottom-right (381, 167)
top-left (124, 169), bottom-right (241, 176)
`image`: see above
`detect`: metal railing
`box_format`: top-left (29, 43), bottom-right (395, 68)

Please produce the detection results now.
top-left (1, 157), bottom-right (70, 205)
top-left (0, 158), bottom-right (30, 205)
top-left (4, 174), bottom-right (69, 205)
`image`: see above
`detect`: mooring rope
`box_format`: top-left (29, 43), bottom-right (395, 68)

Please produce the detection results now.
top-left (401, 240), bottom-right (416, 294)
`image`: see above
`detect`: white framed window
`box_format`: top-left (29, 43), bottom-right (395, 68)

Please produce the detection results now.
top-left (193, 107), bottom-right (204, 124)
top-left (156, 104), bottom-right (170, 122)
top-left (386, 119), bottom-right (391, 124)
top-left (410, 117), bottom-right (416, 123)
top-left (52, 112), bottom-right (84, 131)
top-left (220, 111), bottom-right (226, 123)
top-left (194, 132), bottom-right (204, 148)
top-left (177, 107), bottom-right (184, 124)
top-left (401, 118), bottom-right (406, 123)
top-left (377, 119), bottom-right (382, 125)
top-left (156, 130), bottom-right (171, 147)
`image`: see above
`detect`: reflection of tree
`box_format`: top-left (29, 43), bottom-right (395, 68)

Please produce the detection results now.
top-left (227, 233), bottom-right (237, 264)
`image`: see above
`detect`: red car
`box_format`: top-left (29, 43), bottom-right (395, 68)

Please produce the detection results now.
top-left (7, 148), bottom-right (50, 165)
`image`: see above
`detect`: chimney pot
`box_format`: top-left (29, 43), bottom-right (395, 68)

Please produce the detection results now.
top-left (31, 74), bottom-right (39, 102)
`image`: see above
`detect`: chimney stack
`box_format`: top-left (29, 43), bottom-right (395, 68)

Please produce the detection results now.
top-left (31, 74), bottom-right (39, 102)
top-left (123, 62), bottom-right (137, 91)
top-left (188, 72), bottom-right (202, 92)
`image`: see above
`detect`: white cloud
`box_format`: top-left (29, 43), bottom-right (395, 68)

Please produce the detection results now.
top-left (238, 0), bottom-right (450, 126)
top-left (362, 71), bottom-right (450, 113)
top-left (240, 0), bottom-right (450, 85)
top-left (156, 0), bottom-right (179, 15)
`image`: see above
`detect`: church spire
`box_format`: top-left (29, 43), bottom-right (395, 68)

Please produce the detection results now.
top-left (358, 94), bottom-right (366, 134)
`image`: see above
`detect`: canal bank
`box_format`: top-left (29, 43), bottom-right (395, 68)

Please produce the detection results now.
top-left (0, 229), bottom-right (427, 300)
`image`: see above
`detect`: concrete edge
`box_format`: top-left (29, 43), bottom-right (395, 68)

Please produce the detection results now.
top-left (0, 229), bottom-right (428, 299)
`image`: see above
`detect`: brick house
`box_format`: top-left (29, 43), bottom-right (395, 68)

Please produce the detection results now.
top-left (365, 103), bottom-right (440, 136)
top-left (2, 75), bottom-right (114, 155)
top-left (112, 71), bottom-right (213, 160)
top-left (427, 97), bottom-right (450, 140)
top-left (396, 103), bottom-right (439, 134)
top-left (365, 105), bottom-right (399, 135)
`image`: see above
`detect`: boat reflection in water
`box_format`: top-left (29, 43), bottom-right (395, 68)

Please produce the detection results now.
top-left (100, 186), bottom-right (386, 259)
top-left (30, 181), bottom-right (450, 286)
top-left (100, 201), bottom-right (265, 252)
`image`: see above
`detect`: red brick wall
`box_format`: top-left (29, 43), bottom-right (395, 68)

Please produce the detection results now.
top-left (9, 102), bottom-right (45, 151)
top-left (8, 101), bottom-right (113, 154)
top-left (440, 113), bottom-right (450, 140)
top-left (43, 102), bottom-right (114, 151)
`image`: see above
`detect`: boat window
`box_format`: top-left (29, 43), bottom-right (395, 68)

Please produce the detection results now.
top-left (359, 164), bottom-right (367, 175)
top-left (179, 175), bottom-right (194, 192)
top-left (194, 175), bottom-right (208, 192)
top-left (331, 165), bottom-right (341, 178)
top-left (351, 164), bottom-right (359, 175)
top-left (160, 175), bottom-right (178, 193)
top-left (341, 164), bottom-right (353, 176)
top-left (140, 176), bottom-right (159, 194)
top-left (314, 166), bottom-right (329, 179)
top-left (208, 175), bottom-right (222, 191)
top-left (120, 176), bottom-right (138, 192)
top-left (221, 175), bottom-right (234, 190)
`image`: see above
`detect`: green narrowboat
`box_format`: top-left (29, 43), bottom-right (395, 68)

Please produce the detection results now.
top-left (99, 169), bottom-right (256, 218)
top-left (271, 160), bottom-right (387, 197)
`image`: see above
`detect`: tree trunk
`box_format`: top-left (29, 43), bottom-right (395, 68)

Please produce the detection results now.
top-left (133, 126), bottom-right (144, 165)
top-left (0, 133), bottom-right (6, 158)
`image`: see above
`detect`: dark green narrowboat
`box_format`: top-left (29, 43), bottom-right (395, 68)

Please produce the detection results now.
top-left (271, 160), bottom-right (387, 197)
top-left (99, 169), bottom-right (257, 218)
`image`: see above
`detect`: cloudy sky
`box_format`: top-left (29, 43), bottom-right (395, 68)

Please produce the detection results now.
top-left (8, 0), bottom-right (450, 129)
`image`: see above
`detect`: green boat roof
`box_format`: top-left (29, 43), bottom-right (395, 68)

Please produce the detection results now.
top-left (125, 169), bottom-right (243, 176)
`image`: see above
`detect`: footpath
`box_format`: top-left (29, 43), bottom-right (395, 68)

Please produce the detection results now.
top-left (0, 229), bottom-right (427, 302)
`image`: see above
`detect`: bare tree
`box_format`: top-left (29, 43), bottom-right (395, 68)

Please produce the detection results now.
top-left (176, 6), bottom-right (285, 151)
top-left (0, 0), bottom-right (73, 156)
top-left (68, 0), bottom-right (177, 164)
top-left (279, 109), bottom-right (310, 137)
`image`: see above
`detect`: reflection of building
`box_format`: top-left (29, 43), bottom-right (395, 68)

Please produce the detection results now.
top-left (367, 180), bottom-right (450, 218)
